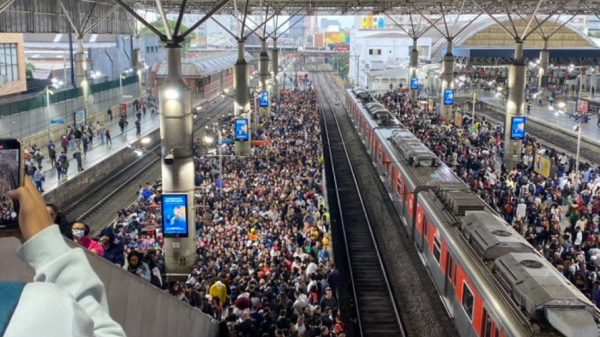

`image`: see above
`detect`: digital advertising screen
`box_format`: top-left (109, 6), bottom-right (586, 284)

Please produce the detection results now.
top-left (443, 89), bottom-right (454, 105)
top-left (259, 91), bottom-right (269, 107)
top-left (410, 77), bottom-right (418, 90)
top-left (510, 116), bottom-right (526, 140)
top-left (161, 194), bottom-right (189, 237)
top-left (235, 118), bottom-right (249, 142)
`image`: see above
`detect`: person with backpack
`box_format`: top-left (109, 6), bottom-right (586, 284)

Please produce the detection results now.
top-left (135, 119), bottom-right (141, 137)
top-left (73, 149), bottom-right (84, 172)
top-left (48, 145), bottom-right (56, 169)
top-left (34, 150), bottom-right (43, 169)
top-left (60, 152), bottom-right (70, 180)
top-left (105, 128), bottom-right (112, 146)
top-left (107, 107), bottom-right (113, 121)
top-left (118, 117), bottom-right (128, 134)
top-left (33, 167), bottom-right (45, 192)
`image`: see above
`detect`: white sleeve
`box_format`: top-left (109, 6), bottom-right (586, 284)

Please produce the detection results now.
top-left (16, 225), bottom-right (126, 337)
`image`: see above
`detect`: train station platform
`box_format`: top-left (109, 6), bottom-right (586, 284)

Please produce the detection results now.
top-left (477, 92), bottom-right (600, 147)
top-left (35, 97), bottom-right (206, 195)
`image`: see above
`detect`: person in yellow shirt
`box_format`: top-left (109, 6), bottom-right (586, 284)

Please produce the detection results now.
top-left (209, 281), bottom-right (227, 304)
top-left (248, 228), bottom-right (259, 240)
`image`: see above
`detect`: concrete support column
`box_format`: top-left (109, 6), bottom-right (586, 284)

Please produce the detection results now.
top-left (580, 68), bottom-right (586, 95)
top-left (159, 46), bottom-right (195, 274)
top-left (409, 38), bottom-right (419, 101)
top-left (538, 38), bottom-right (549, 89)
top-left (272, 38), bottom-right (280, 102)
top-left (74, 39), bottom-right (87, 89)
top-left (234, 40), bottom-right (251, 156)
top-left (259, 39), bottom-right (271, 119)
top-left (592, 67), bottom-right (597, 93)
top-left (504, 41), bottom-right (527, 170)
top-left (440, 39), bottom-right (455, 121)
top-left (132, 37), bottom-right (143, 96)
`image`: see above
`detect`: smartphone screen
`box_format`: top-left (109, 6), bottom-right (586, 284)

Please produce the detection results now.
top-left (0, 139), bottom-right (21, 230)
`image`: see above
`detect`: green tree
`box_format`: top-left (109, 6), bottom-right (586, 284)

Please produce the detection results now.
top-left (140, 19), bottom-right (196, 56)
top-left (333, 53), bottom-right (349, 78)
top-left (25, 61), bottom-right (35, 80)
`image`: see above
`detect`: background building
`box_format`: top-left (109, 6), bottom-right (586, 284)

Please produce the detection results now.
top-left (0, 33), bottom-right (26, 97)
top-left (349, 29), bottom-right (432, 88)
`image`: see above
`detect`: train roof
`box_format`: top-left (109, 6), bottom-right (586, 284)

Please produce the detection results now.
top-left (377, 128), bottom-right (460, 188)
top-left (418, 185), bottom-right (599, 336)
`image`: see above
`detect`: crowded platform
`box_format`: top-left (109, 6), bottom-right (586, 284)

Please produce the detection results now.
top-left (74, 88), bottom-right (345, 336)
top-left (377, 89), bottom-right (600, 308)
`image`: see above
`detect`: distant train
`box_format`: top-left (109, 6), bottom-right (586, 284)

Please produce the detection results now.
top-left (345, 87), bottom-right (600, 337)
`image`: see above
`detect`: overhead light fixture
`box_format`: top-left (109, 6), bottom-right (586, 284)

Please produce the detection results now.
top-left (141, 137), bottom-right (151, 145)
top-left (164, 88), bottom-right (179, 100)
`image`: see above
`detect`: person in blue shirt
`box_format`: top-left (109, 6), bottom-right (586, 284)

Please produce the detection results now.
top-left (592, 281), bottom-right (600, 308)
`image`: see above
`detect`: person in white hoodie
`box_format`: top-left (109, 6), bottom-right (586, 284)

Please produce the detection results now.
top-left (0, 177), bottom-right (126, 337)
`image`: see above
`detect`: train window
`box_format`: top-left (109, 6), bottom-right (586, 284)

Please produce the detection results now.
top-left (433, 235), bottom-right (441, 264)
top-left (423, 218), bottom-right (428, 237)
top-left (396, 178), bottom-right (401, 192)
top-left (462, 282), bottom-right (474, 322)
top-left (482, 309), bottom-right (493, 337)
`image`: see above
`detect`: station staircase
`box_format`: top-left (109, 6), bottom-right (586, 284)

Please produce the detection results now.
top-left (0, 236), bottom-right (220, 337)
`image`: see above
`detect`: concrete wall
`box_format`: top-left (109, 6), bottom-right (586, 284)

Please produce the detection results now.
top-left (0, 81), bottom-right (140, 147)
top-left (0, 236), bottom-right (220, 337)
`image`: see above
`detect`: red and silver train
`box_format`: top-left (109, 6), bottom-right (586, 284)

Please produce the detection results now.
top-left (345, 87), bottom-right (599, 337)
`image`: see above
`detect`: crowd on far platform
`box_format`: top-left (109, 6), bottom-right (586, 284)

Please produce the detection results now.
top-left (378, 90), bottom-right (600, 308)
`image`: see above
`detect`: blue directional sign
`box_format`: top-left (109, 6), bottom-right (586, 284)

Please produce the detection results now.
top-left (410, 77), bottom-right (418, 90)
top-left (443, 89), bottom-right (454, 105)
top-left (49, 118), bottom-right (65, 126)
top-left (510, 116), bottom-right (526, 140)
top-left (259, 91), bottom-right (269, 107)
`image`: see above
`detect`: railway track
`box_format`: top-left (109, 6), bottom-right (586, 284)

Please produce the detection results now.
top-left (315, 71), bottom-right (406, 337)
top-left (62, 96), bottom-right (233, 232)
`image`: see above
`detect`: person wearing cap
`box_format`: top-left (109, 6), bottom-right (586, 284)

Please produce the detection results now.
top-left (319, 287), bottom-right (338, 312)
top-left (100, 228), bottom-right (124, 266)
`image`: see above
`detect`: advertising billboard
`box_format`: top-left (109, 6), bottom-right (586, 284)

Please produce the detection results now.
top-left (410, 77), bottom-right (418, 90)
top-left (510, 116), bottom-right (526, 140)
top-left (161, 194), bottom-right (188, 237)
top-left (443, 89), bottom-right (454, 105)
top-left (235, 118), bottom-right (249, 142)
top-left (259, 91), bottom-right (269, 107)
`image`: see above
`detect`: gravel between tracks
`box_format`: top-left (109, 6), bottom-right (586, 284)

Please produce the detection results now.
top-left (315, 71), bottom-right (458, 337)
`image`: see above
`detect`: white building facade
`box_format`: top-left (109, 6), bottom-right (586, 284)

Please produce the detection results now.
top-left (348, 29), bottom-right (432, 90)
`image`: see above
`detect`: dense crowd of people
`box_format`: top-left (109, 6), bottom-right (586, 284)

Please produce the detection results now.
top-left (66, 88), bottom-right (346, 336)
top-left (379, 89), bottom-right (600, 308)
top-left (0, 151), bottom-right (19, 221)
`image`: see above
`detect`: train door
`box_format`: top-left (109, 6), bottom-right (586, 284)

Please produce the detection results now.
top-left (444, 251), bottom-right (455, 316)
top-left (481, 309), bottom-right (500, 337)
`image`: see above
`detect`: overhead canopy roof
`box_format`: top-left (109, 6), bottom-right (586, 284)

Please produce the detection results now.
top-left (2, 0), bottom-right (600, 35)
top-left (123, 1), bottom-right (600, 15)
top-left (155, 51), bottom-right (253, 78)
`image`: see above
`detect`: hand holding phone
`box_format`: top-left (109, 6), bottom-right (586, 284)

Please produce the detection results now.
top-left (0, 138), bottom-right (22, 231)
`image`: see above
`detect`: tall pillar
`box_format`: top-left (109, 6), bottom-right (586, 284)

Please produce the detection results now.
top-left (160, 45), bottom-right (195, 274)
top-left (272, 38), bottom-right (280, 102)
top-left (409, 38), bottom-right (419, 101)
top-left (580, 68), bottom-right (586, 95)
top-left (538, 38), bottom-right (549, 89)
top-left (73, 38), bottom-right (89, 106)
top-left (440, 38), bottom-right (455, 121)
top-left (504, 41), bottom-right (527, 170)
top-left (234, 40), bottom-right (251, 156)
top-left (132, 37), bottom-right (143, 96)
top-left (592, 67), bottom-right (598, 93)
top-left (259, 39), bottom-right (271, 119)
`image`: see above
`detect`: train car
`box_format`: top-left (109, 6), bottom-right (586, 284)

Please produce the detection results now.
top-left (343, 88), bottom-right (599, 337)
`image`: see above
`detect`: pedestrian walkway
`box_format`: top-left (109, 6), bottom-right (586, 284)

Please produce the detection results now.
top-left (33, 96), bottom-right (207, 194)
top-left (477, 92), bottom-right (600, 147)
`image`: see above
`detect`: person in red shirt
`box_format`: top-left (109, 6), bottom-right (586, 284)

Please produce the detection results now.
top-left (71, 222), bottom-right (104, 256)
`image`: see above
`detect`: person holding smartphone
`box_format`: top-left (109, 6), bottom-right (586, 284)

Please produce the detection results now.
top-left (0, 138), bottom-right (125, 337)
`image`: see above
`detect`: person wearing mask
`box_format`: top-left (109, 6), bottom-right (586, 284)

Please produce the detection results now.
top-left (99, 228), bottom-right (124, 266)
top-left (126, 251), bottom-right (151, 282)
top-left (0, 177), bottom-right (126, 337)
top-left (71, 222), bottom-right (104, 256)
